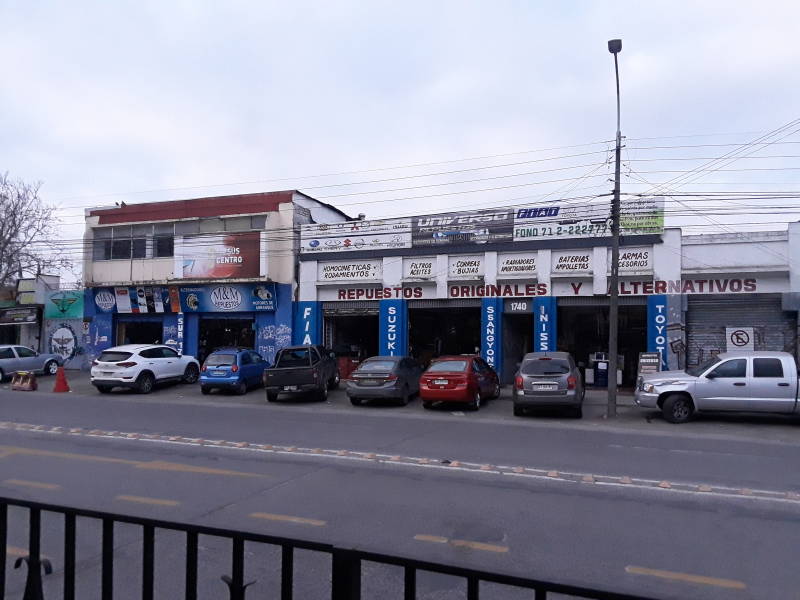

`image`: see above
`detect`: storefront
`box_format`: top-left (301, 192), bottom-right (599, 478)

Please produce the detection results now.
top-left (0, 306), bottom-right (41, 347)
top-left (297, 203), bottom-right (800, 386)
top-left (85, 282), bottom-right (292, 365)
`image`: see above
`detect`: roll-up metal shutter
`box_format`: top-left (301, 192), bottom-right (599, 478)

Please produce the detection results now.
top-left (322, 301), bottom-right (379, 316)
top-left (686, 294), bottom-right (797, 366)
top-left (408, 299), bottom-right (481, 308)
top-left (557, 296), bottom-right (646, 306)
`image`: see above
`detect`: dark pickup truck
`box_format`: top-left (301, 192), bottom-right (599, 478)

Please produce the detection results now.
top-left (263, 345), bottom-right (340, 402)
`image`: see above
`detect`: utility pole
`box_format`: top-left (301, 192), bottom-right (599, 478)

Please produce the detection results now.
top-left (607, 39), bottom-right (622, 418)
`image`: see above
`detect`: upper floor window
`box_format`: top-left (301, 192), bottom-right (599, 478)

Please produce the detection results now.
top-left (93, 223), bottom-right (174, 260)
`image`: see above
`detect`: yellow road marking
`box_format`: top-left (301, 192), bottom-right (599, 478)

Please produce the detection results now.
top-left (250, 512), bottom-right (326, 527)
top-left (3, 479), bottom-right (61, 490)
top-left (414, 534), bottom-right (509, 553)
top-left (115, 495), bottom-right (181, 507)
top-left (625, 566), bottom-right (747, 589)
top-left (6, 545), bottom-right (50, 559)
top-left (0, 446), bottom-right (266, 479)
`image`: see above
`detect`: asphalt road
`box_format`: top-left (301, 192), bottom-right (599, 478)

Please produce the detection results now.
top-left (2, 375), bottom-right (800, 599)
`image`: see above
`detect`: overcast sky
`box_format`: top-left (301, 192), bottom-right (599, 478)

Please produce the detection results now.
top-left (3, 0), bottom-right (799, 267)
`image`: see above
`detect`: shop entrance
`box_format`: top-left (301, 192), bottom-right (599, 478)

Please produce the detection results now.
top-left (199, 317), bottom-right (255, 363)
top-left (557, 303), bottom-right (646, 387)
top-left (502, 313), bottom-right (533, 383)
top-left (0, 325), bottom-right (17, 345)
top-left (116, 319), bottom-right (162, 346)
top-left (324, 315), bottom-right (379, 360)
top-left (409, 306), bottom-right (481, 368)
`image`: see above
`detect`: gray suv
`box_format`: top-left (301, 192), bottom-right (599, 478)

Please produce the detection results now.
top-left (513, 352), bottom-right (585, 418)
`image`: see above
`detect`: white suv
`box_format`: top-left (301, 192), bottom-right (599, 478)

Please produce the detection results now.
top-left (91, 344), bottom-right (200, 394)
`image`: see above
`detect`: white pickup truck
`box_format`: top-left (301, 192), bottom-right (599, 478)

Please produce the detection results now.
top-left (635, 351), bottom-right (799, 423)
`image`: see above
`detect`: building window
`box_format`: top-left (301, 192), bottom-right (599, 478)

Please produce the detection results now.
top-left (132, 238), bottom-right (147, 259)
top-left (154, 236), bottom-right (174, 257)
top-left (93, 240), bottom-right (112, 260)
top-left (92, 222), bottom-right (175, 260)
top-left (111, 238), bottom-right (132, 259)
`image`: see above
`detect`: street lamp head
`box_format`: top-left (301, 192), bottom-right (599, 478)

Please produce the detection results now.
top-left (608, 39), bottom-right (622, 54)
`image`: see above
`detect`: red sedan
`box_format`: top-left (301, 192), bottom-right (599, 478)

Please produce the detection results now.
top-left (419, 355), bottom-right (501, 411)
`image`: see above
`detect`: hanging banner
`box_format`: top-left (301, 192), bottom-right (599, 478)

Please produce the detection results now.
top-left (646, 295), bottom-right (668, 370)
top-left (379, 299), bottom-right (408, 357)
top-left (301, 219), bottom-right (412, 254)
top-left (293, 301), bottom-right (322, 345)
top-left (175, 232), bottom-right (261, 279)
top-left (114, 288), bottom-right (133, 313)
top-left (412, 209), bottom-right (513, 247)
top-left (533, 297), bottom-right (557, 352)
top-left (480, 297), bottom-right (503, 370)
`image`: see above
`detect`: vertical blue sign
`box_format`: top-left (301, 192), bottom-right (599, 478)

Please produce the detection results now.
top-left (379, 299), bottom-right (408, 356)
top-left (533, 297), bottom-right (557, 352)
top-left (481, 297), bottom-right (503, 371)
top-left (647, 294), bottom-right (668, 370)
top-left (293, 301), bottom-right (321, 346)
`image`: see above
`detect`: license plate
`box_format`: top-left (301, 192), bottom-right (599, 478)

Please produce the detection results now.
top-left (360, 379), bottom-right (380, 386)
top-left (102, 371), bottom-right (114, 376)
top-left (284, 385), bottom-right (298, 391)
top-left (533, 384), bottom-right (557, 391)
top-left (434, 379), bottom-right (448, 385)
top-left (212, 370), bottom-right (226, 376)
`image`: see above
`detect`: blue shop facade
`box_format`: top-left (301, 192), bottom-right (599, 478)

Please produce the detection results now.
top-left (84, 282), bottom-right (292, 365)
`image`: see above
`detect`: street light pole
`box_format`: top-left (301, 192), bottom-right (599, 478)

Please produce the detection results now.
top-left (607, 39), bottom-right (622, 418)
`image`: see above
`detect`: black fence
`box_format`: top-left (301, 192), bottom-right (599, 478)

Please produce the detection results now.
top-left (1, 496), bottom-right (655, 600)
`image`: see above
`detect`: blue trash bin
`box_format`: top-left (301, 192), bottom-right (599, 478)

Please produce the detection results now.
top-left (594, 360), bottom-right (609, 387)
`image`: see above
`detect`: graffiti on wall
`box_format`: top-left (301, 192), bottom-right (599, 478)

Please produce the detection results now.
top-left (257, 323), bottom-right (292, 365)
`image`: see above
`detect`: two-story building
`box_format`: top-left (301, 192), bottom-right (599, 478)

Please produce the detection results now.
top-left (82, 191), bottom-right (350, 365)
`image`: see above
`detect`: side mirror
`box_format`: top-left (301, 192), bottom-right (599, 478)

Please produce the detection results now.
top-left (705, 372), bottom-right (716, 380)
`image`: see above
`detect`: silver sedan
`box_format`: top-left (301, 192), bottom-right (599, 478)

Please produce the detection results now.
top-left (0, 345), bottom-right (63, 381)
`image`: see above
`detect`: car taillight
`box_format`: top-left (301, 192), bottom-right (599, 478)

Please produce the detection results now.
top-left (515, 375), bottom-right (523, 389)
top-left (312, 369), bottom-right (318, 380)
top-left (231, 365), bottom-right (239, 373)
top-left (116, 362), bottom-right (137, 368)
top-left (567, 376), bottom-right (577, 390)
top-left (385, 373), bottom-right (398, 381)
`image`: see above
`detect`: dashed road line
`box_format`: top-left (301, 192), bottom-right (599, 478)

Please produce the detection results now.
top-left (1, 420), bottom-right (798, 507)
top-left (250, 512), bottom-right (326, 527)
top-left (115, 495), bottom-right (181, 507)
top-left (625, 565), bottom-right (747, 590)
top-left (3, 478), bottom-right (61, 490)
top-left (415, 534), bottom-right (509, 554)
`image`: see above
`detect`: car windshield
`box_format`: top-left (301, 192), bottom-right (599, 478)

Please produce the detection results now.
top-left (427, 360), bottom-right (468, 372)
top-left (687, 356), bottom-right (721, 376)
top-left (275, 349), bottom-right (311, 368)
top-left (206, 354), bottom-right (236, 366)
top-left (97, 351), bottom-right (133, 362)
top-left (358, 360), bottom-right (396, 372)
top-left (521, 359), bottom-right (571, 375)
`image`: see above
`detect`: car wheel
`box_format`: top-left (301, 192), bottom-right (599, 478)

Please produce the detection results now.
top-left (45, 360), bottom-right (59, 376)
top-left (328, 372), bottom-right (340, 390)
top-left (513, 405), bottom-right (524, 417)
top-left (96, 385), bottom-right (112, 394)
top-left (422, 402), bottom-right (433, 410)
top-left (0, 368), bottom-right (4, 382)
top-left (662, 394), bottom-right (694, 424)
top-left (201, 386), bottom-right (211, 395)
top-left (469, 392), bottom-right (481, 411)
top-left (182, 364), bottom-right (200, 384)
top-left (136, 372), bottom-right (155, 395)
top-left (491, 383), bottom-right (501, 400)
top-left (318, 386), bottom-right (328, 402)
top-left (573, 405), bottom-right (583, 419)
top-left (399, 386), bottom-right (410, 406)
top-left (266, 392), bottom-right (278, 403)
top-left (235, 380), bottom-right (247, 395)
top-left (350, 397), bottom-right (362, 406)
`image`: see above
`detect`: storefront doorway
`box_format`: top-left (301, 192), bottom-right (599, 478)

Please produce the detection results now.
top-left (116, 319), bottom-right (163, 346)
top-left (557, 302), bottom-right (646, 387)
top-left (199, 317), bottom-right (255, 363)
top-left (502, 312), bottom-right (533, 383)
top-left (409, 305), bottom-right (481, 368)
top-left (324, 314), bottom-right (379, 360)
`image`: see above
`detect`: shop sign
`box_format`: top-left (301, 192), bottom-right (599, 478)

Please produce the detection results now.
top-left (551, 250), bottom-right (592, 275)
top-left (402, 258), bottom-right (436, 280)
top-left (449, 283), bottom-right (549, 298)
top-left (646, 295), bottom-right (668, 370)
top-left (497, 252), bottom-right (537, 278)
top-left (176, 314), bottom-right (184, 355)
top-left (175, 232), bottom-right (261, 279)
top-left (293, 301), bottom-right (321, 345)
top-left (379, 299), bottom-right (408, 356)
top-left (513, 197), bottom-right (663, 241)
top-left (637, 352), bottom-right (662, 377)
top-left (412, 209), bottom-right (513, 248)
top-left (448, 255), bottom-right (484, 279)
top-left (504, 299), bottom-right (531, 313)
top-left (300, 219), bottom-right (412, 254)
top-left (0, 307), bottom-right (38, 325)
top-left (480, 298), bottom-right (503, 369)
top-left (609, 247), bottom-right (652, 273)
top-left (45, 290), bottom-right (84, 319)
top-left (180, 283), bottom-right (276, 312)
top-left (725, 327), bottom-right (755, 352)
top-left (318, 259), bottom-right (382, 282)
top-left (95, 289), bottom-right (116, 312)
top-left (534, 297), bottom-right (557, 352)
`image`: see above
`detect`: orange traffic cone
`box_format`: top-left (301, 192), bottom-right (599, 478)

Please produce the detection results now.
top-left (53, 366), bottom-right (70, 393)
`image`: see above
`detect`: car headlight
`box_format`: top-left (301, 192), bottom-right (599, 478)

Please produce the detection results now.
top-left (643, 383), bottom-right (655, 394)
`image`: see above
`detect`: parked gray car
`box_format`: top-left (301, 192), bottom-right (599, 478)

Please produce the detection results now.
top-left (0, 345), bottom-right (63, 381)
top-left (346, 356), bottom-right (423, 406)
top-left (512, 351), bottom-right (585, 418)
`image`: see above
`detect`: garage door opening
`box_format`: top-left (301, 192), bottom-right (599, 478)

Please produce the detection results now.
top-left (116, 320), bottom-right (162, 346)
top-left (199, 317), bottom-right (254, 363)
top-left (409, 307), bottom-right (481, 367)
top-left (557, 305), bottom-right (646, 387)
top-left (324, 315), bottom-right (379, 360)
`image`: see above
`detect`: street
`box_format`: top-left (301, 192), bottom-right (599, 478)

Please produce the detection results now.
top-left (2, 377), bottom-right (800, 599)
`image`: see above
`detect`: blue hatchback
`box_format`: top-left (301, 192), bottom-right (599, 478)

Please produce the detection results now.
top-left (200, 348), bottom-right (269, 395)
